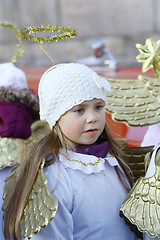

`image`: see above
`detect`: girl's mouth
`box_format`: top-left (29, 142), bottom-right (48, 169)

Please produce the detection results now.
top-left (85, 129), bottom-right (98, 135)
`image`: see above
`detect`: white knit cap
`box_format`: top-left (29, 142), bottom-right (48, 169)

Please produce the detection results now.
top-left (0, 62), bottom-right (28, 89)
top-left (38, 63), bottom-right (111, 129)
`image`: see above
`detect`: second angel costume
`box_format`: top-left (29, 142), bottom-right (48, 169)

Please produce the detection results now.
top-left (0, 62), bottom-right (49, 240)
top-left (104, 37), bottom-right (160, 239)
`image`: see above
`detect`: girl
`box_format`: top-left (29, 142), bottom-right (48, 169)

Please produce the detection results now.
top-left (2, 63), bottom-right (138, 240)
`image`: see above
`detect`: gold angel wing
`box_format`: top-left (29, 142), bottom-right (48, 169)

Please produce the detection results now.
top-left (105, 74), bottom-right (160, 126)
top-left (28, 120), bottom-right (50, 143)
top-left (122, 145), bottom-right (153, 182)
top-left (120, 148), bottom-right (160, 238)
top-left (0, 137), bottom-right (21, 170)
top-left (2, 160), bottom-right (58, 239)
top-left (18, 120), bottom-right (50, 158)
top-left (2, 166), bottom-right (20, 211)
top-left (0, 120), bottom-right (50, 170)
top-left (20, 160), bottom-right (58, 239)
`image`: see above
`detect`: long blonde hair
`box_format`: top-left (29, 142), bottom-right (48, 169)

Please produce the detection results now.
top-left (3, 123), bottom-right (133, 240)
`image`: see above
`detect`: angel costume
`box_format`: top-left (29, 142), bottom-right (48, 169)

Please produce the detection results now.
top-left (1, 140), bottom-right (139, 240)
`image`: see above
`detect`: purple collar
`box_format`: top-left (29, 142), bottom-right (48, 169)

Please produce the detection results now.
top-left (75, 140), bottom-right (109, 158)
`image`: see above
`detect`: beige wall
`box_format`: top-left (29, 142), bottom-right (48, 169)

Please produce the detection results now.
top-left (0, 0), bottom-right (159, 67)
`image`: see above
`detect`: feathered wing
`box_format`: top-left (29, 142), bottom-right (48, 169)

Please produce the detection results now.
top-left (0, 137), bottom-right (21, 170)
top-left (2, 166), bottom-right (20, 211)
top-left (18, 120), bottom-right (50, 158)
top-left (20, 160), bottom-right (58, 239)
top-left (122, 145), bottom-right (153, 182)
top-left (120, 148), bottom-right (160, 238)
top-left (27, 120), bottom-right (50, 144)
top-left (2, 160), bottom-right (58, 239)
top-left (0, 120), bottom-right (50, 170)
top-left (104, 75), bottom-right (160, 126)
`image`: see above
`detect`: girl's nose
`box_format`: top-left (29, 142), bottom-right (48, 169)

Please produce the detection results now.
top-left (86, 111), bottom-right (97, 123)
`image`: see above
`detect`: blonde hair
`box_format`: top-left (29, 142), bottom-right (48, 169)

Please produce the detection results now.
top-left (3, 123), bottom-right (133, 240)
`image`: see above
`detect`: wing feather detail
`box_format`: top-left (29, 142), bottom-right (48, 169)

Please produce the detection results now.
top-left (20, 160), bottom-right (58, 239)
top-left (120, 149), bottom-right (160, 237)
top-left (2, 160), bottom-right (58, 239)
top-left (105, 75), bottom-right (160, 126)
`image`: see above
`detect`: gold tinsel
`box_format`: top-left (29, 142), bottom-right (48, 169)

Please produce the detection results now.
top-left (0, 21), bottom-right (23, 63)
top-left (21, 25), bottom-right (77, 43)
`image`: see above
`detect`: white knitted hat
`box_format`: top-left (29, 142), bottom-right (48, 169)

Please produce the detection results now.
top-left (38, 63), bottom-right (111, 129)
top-left (0, 62), bottom-right (28, 89)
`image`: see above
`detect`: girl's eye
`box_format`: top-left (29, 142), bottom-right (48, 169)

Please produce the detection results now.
top-left (95, 105), bottom-right (103, 110)
top-left (75, 108), bottom-right (84, 114)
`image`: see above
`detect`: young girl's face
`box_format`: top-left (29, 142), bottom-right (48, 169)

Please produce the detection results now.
top-left (59, 98), bottom-right (106, 146)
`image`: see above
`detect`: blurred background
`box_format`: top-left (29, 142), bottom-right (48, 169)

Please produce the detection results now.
top-left (0, 0), bottom-right (160, 67)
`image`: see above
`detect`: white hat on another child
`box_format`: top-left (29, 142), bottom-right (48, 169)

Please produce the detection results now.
top-left (0, 62), bottom-right (28, 89)
top-left (38, 63), bottom-right (111, 129)
top-left (0, 62), bottom-right (39, 118)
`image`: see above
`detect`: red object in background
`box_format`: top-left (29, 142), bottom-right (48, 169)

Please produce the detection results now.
top-left (20, 66), bottom-right (151, 147)
top-left (105, 112), bottom-right (128, 139)
top-left (105, 112), bottom-right (148, 147)
top-left (20, 66), bottom-right (155, 95)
